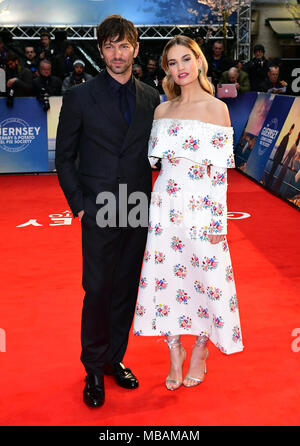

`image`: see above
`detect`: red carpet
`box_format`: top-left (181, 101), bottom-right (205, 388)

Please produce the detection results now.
top-left (0, 170), bottom-right (299, 426)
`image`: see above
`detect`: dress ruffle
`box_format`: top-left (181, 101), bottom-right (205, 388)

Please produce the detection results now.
top-left (149, 118), bottom-right (235, 169)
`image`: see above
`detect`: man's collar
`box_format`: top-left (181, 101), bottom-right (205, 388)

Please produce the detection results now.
top-left (104, 69), bottom-right (135, 93)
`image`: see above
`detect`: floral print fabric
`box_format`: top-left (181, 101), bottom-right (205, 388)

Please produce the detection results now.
top-left (133, 119), bottom-right (243, 355)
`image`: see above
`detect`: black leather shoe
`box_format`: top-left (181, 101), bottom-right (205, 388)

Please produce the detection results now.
top-left (83, 374), bottom-right (105, 407)
top-left (105, 362), bottom-right (139, 389)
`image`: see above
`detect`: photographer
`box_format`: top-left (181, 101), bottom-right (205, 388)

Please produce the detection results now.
top-left (36, 31), bottom-right (56, 63)
top-left (244, 44), bottom-right (270, 91)
top-left (219, 66), bottom-right (250, 94)
top-left (258, 65), bottom-right (288, 95)
top-left (61, 60), bottom-right (92, 94)
top-left (33, 59), bottom-right (62, 111)
top-left (53, 41), bottom-right (76, 80)
top-left (206, 40), bottom-right (234, 87)
top-left (24, 46), bottom-right (39, 78)
top-left (132, 63), bottom-right (143, 80)
top-left (5, 51), bottom-right (33, 106)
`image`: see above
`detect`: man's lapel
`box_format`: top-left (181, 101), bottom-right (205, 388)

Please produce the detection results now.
top-left (89, 71), bottom-right (128, 136)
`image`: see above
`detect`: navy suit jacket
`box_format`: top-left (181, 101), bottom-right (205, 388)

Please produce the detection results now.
top-left (55, 71), bottom-right (160, 218)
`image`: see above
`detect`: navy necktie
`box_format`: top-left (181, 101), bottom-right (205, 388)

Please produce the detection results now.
top-left (118, 84), bottom-right (131, 125)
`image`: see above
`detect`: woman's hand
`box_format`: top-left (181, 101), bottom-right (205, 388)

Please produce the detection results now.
top-left (208, 235), bottom-right (225, 244)
top-left (78, 210), bottom-right (85, 221)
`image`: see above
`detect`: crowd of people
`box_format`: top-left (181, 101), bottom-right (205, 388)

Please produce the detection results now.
top-left (0, 30), bottom-right (290, 110)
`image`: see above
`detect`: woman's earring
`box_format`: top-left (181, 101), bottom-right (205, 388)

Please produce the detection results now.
top-left (198, 68), bottom-right (202, 76)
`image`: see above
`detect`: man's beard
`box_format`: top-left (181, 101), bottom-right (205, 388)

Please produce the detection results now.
top-left (105, 58), bottom-right (134, 75)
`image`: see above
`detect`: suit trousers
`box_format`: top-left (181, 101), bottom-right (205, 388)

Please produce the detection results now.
top-left (80, 212), bottom-right (148, 375)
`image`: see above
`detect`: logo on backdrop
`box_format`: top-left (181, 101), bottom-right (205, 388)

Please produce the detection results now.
top-left (258, 117), bottom-right (279, 156)
top-left (0, 118), bottom-right (41, 153)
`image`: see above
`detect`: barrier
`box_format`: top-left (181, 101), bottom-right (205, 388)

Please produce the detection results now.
top-left (0, 92), bottom-right (299, 209)
top-left (0, 97), bottom-right (48, 173)
top-left (224, 92), bottom-right (300, 209)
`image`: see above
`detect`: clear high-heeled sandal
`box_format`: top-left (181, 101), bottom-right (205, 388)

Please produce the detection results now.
top-left (165, 337), bottom-right (186, 391)
top-left (183, 336), bottom-right (209, 387)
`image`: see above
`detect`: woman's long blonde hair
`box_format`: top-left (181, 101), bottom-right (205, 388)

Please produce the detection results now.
top-left (161, 35), bottom-right (214, 100)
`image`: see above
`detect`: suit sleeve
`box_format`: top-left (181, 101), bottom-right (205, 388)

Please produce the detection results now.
top-left (55, 88), bottom-right (84, 217)
top-left (149, 90), bottom-right (161, 167)
top-left (155, 89), bottom-right (161, 107)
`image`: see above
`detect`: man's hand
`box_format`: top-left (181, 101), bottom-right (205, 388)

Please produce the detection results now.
top-left (235, 82), bottom-right (240, 90)
top-left (7, 78), bottom-right (17, 88)
top-left (208, 235), bottom-right (225, 244)
top-left (78, 210), bottom-right (85, 221)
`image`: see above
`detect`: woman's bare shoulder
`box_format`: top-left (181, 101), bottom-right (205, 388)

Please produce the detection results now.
top-left (153, 100), bottom-right (175, 120)
top-left (204, 96), bottom-right (231, 127)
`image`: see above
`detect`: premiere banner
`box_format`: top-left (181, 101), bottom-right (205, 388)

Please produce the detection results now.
top-left (262, 96), bottom-right (300, 208)
top-left (234, 93), bottom-right (274, 170)
top-left (245, 94), bottom-right (295, 181)
top-left (222, 92), bottom-right (258, 149)
top-left (0, 97), bottom-right (48, 173)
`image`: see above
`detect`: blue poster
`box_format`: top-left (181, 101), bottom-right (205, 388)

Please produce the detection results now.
top-left (222, 92), bottom-right (258, 149)
top-left (234, 93), bottom-right (274, 170)
top-left (245, 95), bottom-right (295, 181)
top-left (0, 97), bottom-right (48, 173)
top-left (262, 96), bottom-right (300, 208)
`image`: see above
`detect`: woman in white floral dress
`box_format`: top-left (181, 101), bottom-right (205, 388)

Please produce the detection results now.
top-left (133, 36), bottom-right (243, 390)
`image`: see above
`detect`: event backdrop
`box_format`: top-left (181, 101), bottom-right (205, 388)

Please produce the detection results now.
top-left (221, 92), bottom-right (258, 149)
top-left (245, 94), bottom-right (295, 181)
top-left (261, 96), bottom-right (300, 207)
top-left (0, 0), bottom-right (236, 25)
top-left (0, 92), bottom-right (299, 209)
top-left (0, 97), bottom-right (48, 173)
top-left (230, 92), bottom-right (300, 209)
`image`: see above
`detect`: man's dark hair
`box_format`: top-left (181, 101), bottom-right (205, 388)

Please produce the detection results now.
top-left (253, 44), bottom-right (265, 53)
top-left (6, 51), bottom-right (18, 63)
top-left (40, 31), bottom-right (51, 39)
top-left (97, 14), bottom-right (138, 50)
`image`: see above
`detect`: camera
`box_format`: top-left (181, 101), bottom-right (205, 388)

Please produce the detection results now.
top-left (252, 57), bottom-right (264, 68)
top-left (25, 60), bottom-right (38, 76)
top-left (39, 87), bottom-right (50, 111)
top-left (6, 87), bottom-right (14, 107)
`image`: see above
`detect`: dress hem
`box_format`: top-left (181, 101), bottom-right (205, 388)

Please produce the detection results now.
top-left (133, 332), bottom-right (244, 355)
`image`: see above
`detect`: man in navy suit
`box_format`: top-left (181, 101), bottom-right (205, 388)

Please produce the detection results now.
top-left (55, 15), bottom-right (160, 407)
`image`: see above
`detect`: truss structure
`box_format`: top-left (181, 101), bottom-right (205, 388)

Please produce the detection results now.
top-left (0, 23), bottom-right (236, 40)
top-left (236, 1), bottom-right (252, 61)
top-left (0, 7), bottom-right (251, 61)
